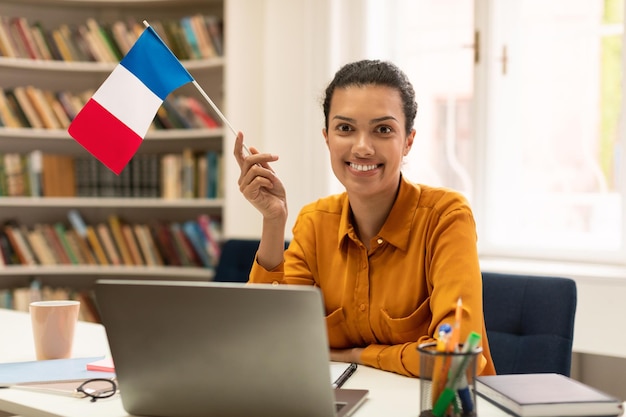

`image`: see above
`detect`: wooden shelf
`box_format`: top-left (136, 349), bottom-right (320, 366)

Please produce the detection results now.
top-left (0, 197), bottom-right (224, 224)
top-left (0, 56), bottom-right (224, 73)
top-left (0, 265), bottom-right (214, 290)
top-left (0, 196), bottom-right (224, 208)
top-left (1, 0), bottom-right (219, 8)
top-left (0, 127), bottom-right (225, 154)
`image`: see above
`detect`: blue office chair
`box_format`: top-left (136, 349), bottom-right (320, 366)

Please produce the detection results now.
top-left (213, 239), bottom-right (260, 283)
top-left (482, 272), bottom-right (577, 376)
top-left (213, 239), bottom-right (288, 283)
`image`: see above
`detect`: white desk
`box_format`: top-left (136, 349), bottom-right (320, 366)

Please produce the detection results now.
top-left (0, 308), bottom-right (511, 417)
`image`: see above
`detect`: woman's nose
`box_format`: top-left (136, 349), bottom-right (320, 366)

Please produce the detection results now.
top-left (352, 133), bottom-right (374, 157)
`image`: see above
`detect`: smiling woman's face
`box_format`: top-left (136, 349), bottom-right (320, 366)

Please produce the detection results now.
top-left (323, 84), bottom-right (415, 199)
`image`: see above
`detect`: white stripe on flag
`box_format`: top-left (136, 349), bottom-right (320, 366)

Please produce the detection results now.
top-left (92, 65), bottom-right (162, 138)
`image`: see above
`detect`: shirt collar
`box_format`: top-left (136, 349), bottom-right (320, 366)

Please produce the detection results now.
top-left (337, 176), bottom-right (421, 251)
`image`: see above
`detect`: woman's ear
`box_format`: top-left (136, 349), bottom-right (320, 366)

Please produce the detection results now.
top-left (322, 128), bottom-right (329, 147)
top-left (404, 129), bottom-right (416, 156)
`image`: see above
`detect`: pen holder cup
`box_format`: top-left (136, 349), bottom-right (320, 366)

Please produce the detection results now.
top-left (417, 342), bottom-right (482, 417)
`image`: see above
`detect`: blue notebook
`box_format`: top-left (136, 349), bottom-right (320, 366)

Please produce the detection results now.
top-left (0, 356), bottom-right (115, 386)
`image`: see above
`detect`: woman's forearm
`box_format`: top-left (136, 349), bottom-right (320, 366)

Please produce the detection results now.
top-left (256, 216), bottom-right (288, 271)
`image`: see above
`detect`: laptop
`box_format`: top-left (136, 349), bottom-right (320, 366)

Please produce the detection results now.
top-left (94, 279), bottom-right (368, 417)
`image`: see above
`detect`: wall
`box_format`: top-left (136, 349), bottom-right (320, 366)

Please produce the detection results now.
top-left (570, 277), bottom-right (626, 399)
top-left (572, 352), bottom-right (626, 402)
top-left (224, 0), bottom-right (335, 239)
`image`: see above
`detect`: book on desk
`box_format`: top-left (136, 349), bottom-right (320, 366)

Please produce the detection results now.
top-left (475, 373), bottom-right (624, 417)
top-left (0, 356), bottom-right (114, 386)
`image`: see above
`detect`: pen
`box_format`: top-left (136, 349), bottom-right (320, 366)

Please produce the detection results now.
top-left (456, 379), bottom-right (474, 414)
top-left (332, 363), bottom-right (357, 389)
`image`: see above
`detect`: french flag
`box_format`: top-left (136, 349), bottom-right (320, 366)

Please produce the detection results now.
top-left (68, 25), bottom-right (194, 175)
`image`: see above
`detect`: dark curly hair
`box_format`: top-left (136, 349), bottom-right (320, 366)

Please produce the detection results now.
top-left (322, 60), bottom-right (418, 135)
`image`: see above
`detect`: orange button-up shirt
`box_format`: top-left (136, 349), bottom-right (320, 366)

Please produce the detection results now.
top-left (249, 176), bottom-right (496, 377)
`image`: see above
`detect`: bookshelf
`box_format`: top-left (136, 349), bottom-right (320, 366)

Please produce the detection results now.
top-left (0, 0), bottom-right (226, 294)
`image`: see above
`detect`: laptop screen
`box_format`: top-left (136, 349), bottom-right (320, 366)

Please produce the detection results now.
top-left (95, 279), bottom-right (367, 417)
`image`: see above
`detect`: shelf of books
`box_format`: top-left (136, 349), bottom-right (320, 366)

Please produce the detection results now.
top-left (0, 210), bottom-right (223, 272)
top-left (0, 0), bottom-right (228, 313)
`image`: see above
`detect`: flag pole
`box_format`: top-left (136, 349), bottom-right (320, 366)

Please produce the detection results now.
top-left (190, 80), bottom-right (251, 157)
top-left (142, 20), bottom-right (251, 156)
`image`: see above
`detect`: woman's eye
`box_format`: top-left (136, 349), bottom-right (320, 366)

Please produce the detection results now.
top-left (377, 126), bottom-right (392, 134)
top-left (337, 124), bottom-right (352, 132)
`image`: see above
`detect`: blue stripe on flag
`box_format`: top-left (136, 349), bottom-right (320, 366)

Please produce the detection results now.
top-left (120, 26), bottom-right (194, 100)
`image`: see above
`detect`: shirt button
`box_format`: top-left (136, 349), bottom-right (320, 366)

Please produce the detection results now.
top-left (359, 304), bottom-right (366, 311)
top-left (377, 238), bottom-right (383, 245)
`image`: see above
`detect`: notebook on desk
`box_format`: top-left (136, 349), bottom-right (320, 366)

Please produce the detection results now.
top-left (94, 279), bottom-right (368, 417)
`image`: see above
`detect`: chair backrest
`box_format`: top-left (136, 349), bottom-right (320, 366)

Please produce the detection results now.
top-left (213, 239), bottom-right (261, 283)
top-left (213, 239), bottom-right (288, 283)
top-left (482, 272), bottom-right (577, 376)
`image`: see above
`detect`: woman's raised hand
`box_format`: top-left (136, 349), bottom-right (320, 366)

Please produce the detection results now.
top-left (234, 132), bottom-right (288, 222)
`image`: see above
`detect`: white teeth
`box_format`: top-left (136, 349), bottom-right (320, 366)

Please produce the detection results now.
top-left (350, 163), bottom-right (378, 172)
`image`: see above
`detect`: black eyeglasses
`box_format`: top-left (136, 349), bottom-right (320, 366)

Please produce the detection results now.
top-left (76, 378), bottom-right (117, 402)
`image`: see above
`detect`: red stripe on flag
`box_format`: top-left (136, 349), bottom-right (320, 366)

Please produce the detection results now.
top-left (68, 99), bottom-right (143, 175)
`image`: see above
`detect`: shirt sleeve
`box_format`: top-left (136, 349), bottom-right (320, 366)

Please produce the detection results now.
top-left (249, 256), bottom-right (284, 284)
top-left (248, 221), bottom-right (317, 286)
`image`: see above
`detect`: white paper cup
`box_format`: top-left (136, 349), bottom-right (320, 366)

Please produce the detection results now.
top-left (29, 300), bottom-right (80, 360)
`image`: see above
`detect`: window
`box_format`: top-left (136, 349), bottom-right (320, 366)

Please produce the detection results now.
top-left (365, 0), bottom-right (626, 265)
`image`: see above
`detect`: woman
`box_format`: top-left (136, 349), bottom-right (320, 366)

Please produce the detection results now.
top-left (234, 59), bottom-right (495, 377)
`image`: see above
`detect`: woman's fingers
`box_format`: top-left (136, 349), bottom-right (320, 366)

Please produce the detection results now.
top-left (235, 132), bottom-right (279, 184)
top-left (233, 132), bottom-right (248, 164)
top-left (233, 131), bottom-right (286, 217)
top-left (239, 166), bottom-right (279, 201)
top-left (235, 131), bottom-right (278, 165)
